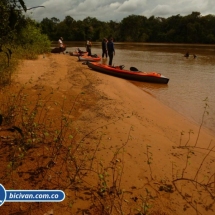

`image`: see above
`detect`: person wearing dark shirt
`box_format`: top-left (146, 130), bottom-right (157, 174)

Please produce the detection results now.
top-left (184, 51), bottom-right (189, 58)
top-left (102, 38), bottom-right (107, 58)
top-left (107, 37), bottom-right (115, 66)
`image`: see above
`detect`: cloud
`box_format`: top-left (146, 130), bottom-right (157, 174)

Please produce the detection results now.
top-left (147, 4), bottom-right (173, 17)
top-left (116, 0), bottom-right (146, 12)
top-left (24, 0), bottom-right (215, 22)
top-left (65, 0), bottom-right (121, 20)
top-left (110, 2), bottom-right (121, 9)
top-left (143, 0), bottom-right (215, 18)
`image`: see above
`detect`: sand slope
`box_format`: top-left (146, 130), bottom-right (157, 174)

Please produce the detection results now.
top-left (0, 53), bottom-right (215, 215)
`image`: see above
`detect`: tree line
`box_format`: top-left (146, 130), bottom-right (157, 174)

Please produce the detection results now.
top-left (40, 11), bottom-right (215, 44)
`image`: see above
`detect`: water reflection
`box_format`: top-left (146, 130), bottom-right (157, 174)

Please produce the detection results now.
top-left (131, 81), bottom-right (169, 91)
top-left (54, 42), bottom-right (215, 134)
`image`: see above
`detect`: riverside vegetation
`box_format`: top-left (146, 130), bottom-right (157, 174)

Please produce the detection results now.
top-left (0, 0), bottom-right (50, 85)
top-left (40, 12), bottom-right (215, 44)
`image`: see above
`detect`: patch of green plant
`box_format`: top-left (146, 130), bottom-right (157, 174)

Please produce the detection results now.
top-left (0, 1), bottom-right (51, 86)
top-left (14, 19), bottom-right (51, 60)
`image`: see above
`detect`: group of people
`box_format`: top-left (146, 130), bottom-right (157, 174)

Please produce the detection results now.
top-left (184, 51), bottom-right (197, 59)
top-left (58, 36), bottom-right (116, 66)
top-left (101, 37), bottom-right (115, 66)
top-left (58, 37), bottom-right (198, 65)
top-left (86, 37), bottom-right (115, 66)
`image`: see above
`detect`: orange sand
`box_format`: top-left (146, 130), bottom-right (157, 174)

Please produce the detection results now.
top-left (0, 53), bottom-right (215, 215)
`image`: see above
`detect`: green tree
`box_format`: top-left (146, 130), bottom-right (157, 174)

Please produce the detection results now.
top-left (0, 0), bottom-right (27, 49)
top-left (15, 19), bottom-right (51, 58)
top-left (40, 17), bottom-right (60, 40)
top-left (82, 16), bottom-right (101, 40)
top-left (60, 16), bottom-right (76, 40)
top-left (119, 15), bottom-right (148, 42)
top-left (0, 0), bottom-right (29, 69)
top-left (163, 14), bottom-right (182, 42)
top-left (38, 12), bottom-right (215, 44)
top-left (73, 20), bottom-right (86, 41)
top-left (200, 14), bottom-right (215, 43)
top-left (0, 0), bottom-right (50, 85)
top-left (107, 20), bottom-right (120, 41)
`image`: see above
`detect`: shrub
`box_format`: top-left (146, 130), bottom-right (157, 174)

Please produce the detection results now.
top-left (14, 20), bottom-right (51, 59)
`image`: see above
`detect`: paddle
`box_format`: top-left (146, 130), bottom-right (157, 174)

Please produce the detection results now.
top-left (130, 67), bottom-right (139, 72)
top-left (91, 54), bottom-right (98, 58)
top-left (119, 65), bottom-right (125, 70)
top-left (82, 61), bottom-right (89, 65)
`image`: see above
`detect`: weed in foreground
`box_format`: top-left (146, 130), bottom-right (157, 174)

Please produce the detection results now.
top-left (0, 87), bottom-right (161, 215)
top-left (171, 98), bottom-right (215, 215)
top-left (1, 89), bottom-right (212, 215)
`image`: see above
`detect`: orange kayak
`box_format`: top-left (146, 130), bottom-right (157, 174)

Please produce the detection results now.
top-left (69, 49), bottom-right (87, 56)
top-left (78, 54), bottom-right (101, 62)
top-left (87, 62), bottom-right (169, 84)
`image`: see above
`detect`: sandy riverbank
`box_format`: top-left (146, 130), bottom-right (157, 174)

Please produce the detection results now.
top-left (0, 53), bottom-right (215, 215)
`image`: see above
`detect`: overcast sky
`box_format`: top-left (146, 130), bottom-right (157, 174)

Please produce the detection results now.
top-left (25, 0), bottom-right (215, 22)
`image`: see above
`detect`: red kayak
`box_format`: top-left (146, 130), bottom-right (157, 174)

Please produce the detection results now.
top-left (69, 49), bottom-right (87, 56)
top-left (87, 62), bottom-right (169, 84)
top-left (78, 54), bottom-right (101, 62)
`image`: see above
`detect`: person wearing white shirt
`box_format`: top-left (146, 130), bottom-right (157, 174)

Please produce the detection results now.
top-left (58, 37), bottom-right (65, 54)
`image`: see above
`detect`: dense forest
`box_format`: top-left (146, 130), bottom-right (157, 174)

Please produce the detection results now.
top-left (40, 11), bottom-right (215, 44)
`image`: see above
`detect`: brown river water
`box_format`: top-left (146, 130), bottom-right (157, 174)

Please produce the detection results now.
top-left (53, 42), bottom-right (215, 135)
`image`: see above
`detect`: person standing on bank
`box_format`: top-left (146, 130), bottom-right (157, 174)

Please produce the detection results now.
top-left (107, 37), bottom-right (115, 66)
top-left (86, 38), bottom-right (92, 56)
top-left (58, 37), bottom-right (65, 54)
top-left (102, 38), bottom-right (108, 58)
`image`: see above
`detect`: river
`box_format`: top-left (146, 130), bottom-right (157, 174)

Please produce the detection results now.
top-left (53, 42), bottom-right (215, 135)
